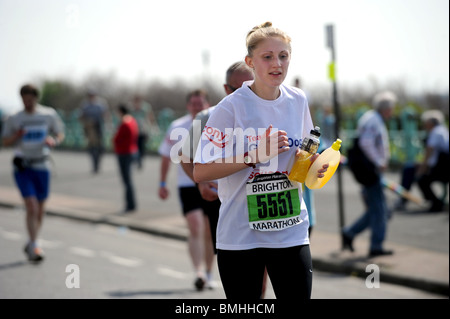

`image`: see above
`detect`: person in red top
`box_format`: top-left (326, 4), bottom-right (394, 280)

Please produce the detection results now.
top-left (113, 104), bottom-right (139, 213)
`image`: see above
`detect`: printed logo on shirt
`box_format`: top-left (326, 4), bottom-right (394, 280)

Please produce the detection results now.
top-left (245, 128), bottom-right (272, 151)
top-left (196, 126), bottom-right (281, 173)
top-left (288, 137), bottom-right (303, 148)
top-left (200, 126), bottom-right (276, 152)
top-left (203, 125), bottom-right (229, 148)
top-left (22, 124), bottom-right (48, 148)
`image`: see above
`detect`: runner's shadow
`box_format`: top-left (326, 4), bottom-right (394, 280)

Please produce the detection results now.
top-left (394, 207), bottom-right (448, 216)
top-left (106, 288), bottom-right (196, 298)
top-left (0, 260), bottom-right (28, 271)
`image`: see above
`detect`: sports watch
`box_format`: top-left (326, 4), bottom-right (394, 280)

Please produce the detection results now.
top-left (243, 152), bottom-right (256, 168)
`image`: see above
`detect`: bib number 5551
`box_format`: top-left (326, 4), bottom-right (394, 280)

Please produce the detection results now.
top-left (256, 191), bottom-right (294, 219)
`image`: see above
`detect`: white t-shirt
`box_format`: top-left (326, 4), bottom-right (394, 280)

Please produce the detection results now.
top-left (194, 81), bottom-right (314, 250)
top-left (426, 124), bottom-right (449, 167)
top-left (2, 104), bottom-right (64, 169)
top-left (357, 110), bottom-right (390, 168)
top-left (159, 113), bottom-right (196, 188)
top-left (184, 106), bottom-right (217, 160)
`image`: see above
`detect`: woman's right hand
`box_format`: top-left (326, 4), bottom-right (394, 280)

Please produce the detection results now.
top-left (253, 125), bottom-right (290, 164)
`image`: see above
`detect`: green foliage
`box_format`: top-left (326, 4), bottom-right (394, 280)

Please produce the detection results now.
top-left (36, 73), bottom-right (449, 160)
top-left (39, 80), bottom-right (84, 113)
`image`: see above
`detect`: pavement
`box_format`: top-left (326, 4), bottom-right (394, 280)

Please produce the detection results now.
top-left (0, 149), bottom-right (448, 297)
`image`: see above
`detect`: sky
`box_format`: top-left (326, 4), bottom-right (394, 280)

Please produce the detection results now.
top-left (0, 0), bottom-right (449, 113)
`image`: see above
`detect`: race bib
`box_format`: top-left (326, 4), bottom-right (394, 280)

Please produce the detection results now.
top-left (21, 124), bottom-right (48, 148)
top-left (246, 172), bottom-right (303, 231)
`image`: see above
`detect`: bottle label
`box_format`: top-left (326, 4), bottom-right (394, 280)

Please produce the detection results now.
top-left (246, 173), bottom-right (303, 231)
top-left (302, 138), bottom-right (318, 154)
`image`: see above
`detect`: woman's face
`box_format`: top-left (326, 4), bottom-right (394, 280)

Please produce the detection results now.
top-left (246, 37), bottom-right (291, 89)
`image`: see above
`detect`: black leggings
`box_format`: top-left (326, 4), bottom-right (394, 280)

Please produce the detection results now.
top-left (217, 245), bottom-right (312, 299)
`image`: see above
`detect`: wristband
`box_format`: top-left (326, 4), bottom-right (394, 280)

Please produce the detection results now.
top-left (160, 181), bottom-right (166, 188)
top-left (243, 152), bottom-right (256, 168)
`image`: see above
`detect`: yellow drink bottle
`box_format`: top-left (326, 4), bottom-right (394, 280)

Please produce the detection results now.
top-left (305, 139), bottom-right (342, 189)
top-left (288, 126), bottom-right (321, 184)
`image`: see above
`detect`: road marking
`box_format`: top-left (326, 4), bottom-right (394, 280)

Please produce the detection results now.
top-left (0, 230), bottom-right (21, 241)
top-left (157, 266), bottom-right (189, 279)
top-left (40, 238), bottom-right (64, 249)
top-left (100, 251), bottom-right (143, 267)
top-left (70, 246), bottom-right (96, 257)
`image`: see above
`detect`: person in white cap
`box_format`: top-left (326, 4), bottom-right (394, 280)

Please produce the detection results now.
top-left (417, 110), bottom-right (449, 212)
top-left (342, 90), bottom-right (397, 257)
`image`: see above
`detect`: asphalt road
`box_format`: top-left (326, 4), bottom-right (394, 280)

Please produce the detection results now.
top-left (0, 149), bottom-right (447, 255)
top-left (0, 206), bottom-right (445, 300)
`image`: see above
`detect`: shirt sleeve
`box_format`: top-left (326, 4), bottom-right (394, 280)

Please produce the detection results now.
top-left (50, 109), bottom-right (65, 135)
top-left (194, 104), bottom-right (234, 164)
top-left (181, 119), bottom-right (195, 160)
top-left (158, 123), bottom-right (175, 157)
top-left (358, 115), bottom-right (389, 168)
top-left (426, 126), bottom-right (448, 166)
top-left (427, 127), bottom-right (443, 150)
top-left (1, 115), bottom-right (14, 138)
top-left (181, 110), bottom-right (211, 160)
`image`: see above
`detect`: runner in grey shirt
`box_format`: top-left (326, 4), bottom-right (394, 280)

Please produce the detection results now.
top-left (2, 84), bottom-right (65, 262)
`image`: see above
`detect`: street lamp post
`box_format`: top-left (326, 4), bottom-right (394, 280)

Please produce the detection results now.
top-left (326, 24), bottom-right (346, 249)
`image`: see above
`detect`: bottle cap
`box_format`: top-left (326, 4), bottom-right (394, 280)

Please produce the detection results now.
top-left (310, 126), bottom-right (321, 137)
top-left (331, 139), bottom-right (342, 151)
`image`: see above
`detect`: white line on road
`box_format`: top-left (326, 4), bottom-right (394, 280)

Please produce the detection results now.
top-left (0, 230), bottom-right (21, 240)
top-left (100, 250), bottom-right (144, 267)
top-left (40, 238), bottom-right (64, 249)
top-left (69, 246), bottom-right (97, 258)
top-left (157, 266), bottom-right (189, 279)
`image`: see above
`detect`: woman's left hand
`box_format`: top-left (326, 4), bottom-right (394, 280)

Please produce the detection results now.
top-left (311, 153), bottom-right (329, 178)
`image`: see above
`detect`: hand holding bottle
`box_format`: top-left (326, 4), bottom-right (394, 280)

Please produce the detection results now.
top-left (305, 139), bottom-right (342, 189)
top-left (310, 153), bottom-right (329, 179)
top-left (288, 126), bottom-right (321, 183)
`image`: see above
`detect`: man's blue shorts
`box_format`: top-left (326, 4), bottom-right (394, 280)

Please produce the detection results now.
top-left (14, 168), bottom-right (50, 201)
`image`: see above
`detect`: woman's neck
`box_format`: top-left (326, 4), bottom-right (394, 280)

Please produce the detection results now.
top-left (250, 82), bottom-right (280, 101)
